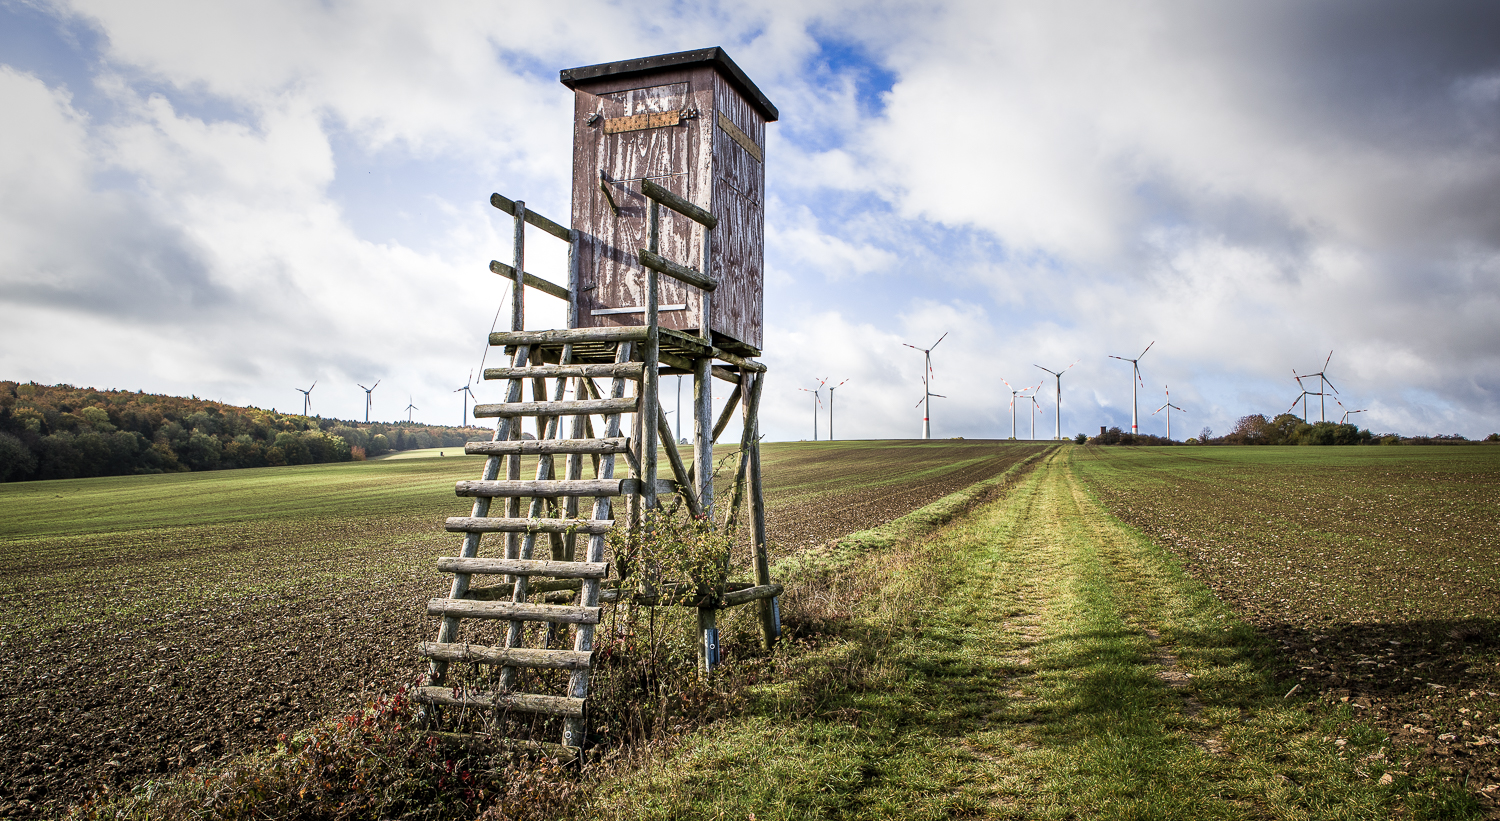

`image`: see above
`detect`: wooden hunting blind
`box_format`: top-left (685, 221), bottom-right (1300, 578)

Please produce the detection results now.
top-left (414, 48), bottom-right (778, 754)
top-left (564, 47), bottom-right (776, 355)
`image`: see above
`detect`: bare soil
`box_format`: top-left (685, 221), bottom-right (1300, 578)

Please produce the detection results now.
top-left (0, 441), bottom-right (1037, 817)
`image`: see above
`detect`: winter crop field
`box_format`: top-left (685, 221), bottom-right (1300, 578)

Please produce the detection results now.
top-left (0, 440), bottom-right (1042, 814)
top-left (1074, 444), bottom-right (1500, 800)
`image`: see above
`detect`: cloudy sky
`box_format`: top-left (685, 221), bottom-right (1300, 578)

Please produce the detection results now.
top-left (2, 0), bottom-right (1498, 441)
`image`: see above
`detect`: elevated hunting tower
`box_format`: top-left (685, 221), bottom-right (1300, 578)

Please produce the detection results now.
top-left (414, 48), bottom-right (778, 753)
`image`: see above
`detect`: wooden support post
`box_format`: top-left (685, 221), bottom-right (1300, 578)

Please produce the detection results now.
top-left (641, 201), bottom-right (660, 514)
top-left (698, 602), bottom-right (718, 676)
top-left (511, 200), bottom-right (525, 333)
top-left (724, 371), bottom-right (754, 532)
top-left (655, 405), bottom-right (704, 518)
top-left (693, 356), bottom-right (713, 517)
top-left (745, 371), bottom-right (776, 650)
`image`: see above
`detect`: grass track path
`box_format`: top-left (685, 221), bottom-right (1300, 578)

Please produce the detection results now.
top-left (588, 449), bottom-right (1427, 819)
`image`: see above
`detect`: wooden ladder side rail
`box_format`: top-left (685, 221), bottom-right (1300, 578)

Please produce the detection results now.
top-left (423, 341), bottom-right (531, 713)
top-left (497, 343), bottom-right (575, 692)
top-left (563, 340), bottom-right (634, 749)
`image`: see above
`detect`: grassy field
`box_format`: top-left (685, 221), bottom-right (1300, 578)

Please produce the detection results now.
top-left (579, 447), bottom-right (1483, 819)
top-left (0, 440), bottom-right (1041, 816)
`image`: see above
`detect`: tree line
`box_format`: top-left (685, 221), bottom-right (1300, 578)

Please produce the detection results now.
top-left (0, 382), bottom-right (491, 482)
top-left (1090, 412), bottom-right (1496, 446)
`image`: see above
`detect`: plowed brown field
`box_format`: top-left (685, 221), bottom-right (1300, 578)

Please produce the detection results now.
top-left (0, 440), bottom-right (1041, 817)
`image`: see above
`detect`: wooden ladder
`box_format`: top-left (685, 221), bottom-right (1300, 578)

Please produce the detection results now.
top-left (415, 328), bottom-right (647, 750)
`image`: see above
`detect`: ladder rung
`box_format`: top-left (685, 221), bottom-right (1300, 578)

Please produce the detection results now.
top-left (483, 363), bottom-right (644, 380)
top-left (437, 556), bottom-right (609, 578)
top-left (411, 686), bottom-right (585, 718)
top-left (489, 327), bottom-right (649, 346)
top-left (465, 437), bottom-right (630, 456)
top-left (428, 598), bottom-right (600, 624)
top-left (455, 478), bottom-right (636, 498)
top-left (474, 397), bottom-right (637, 418)
top-left (416, 642), bottom-right (592, 670)
top-left (445, 517), bottom-right (615, 535)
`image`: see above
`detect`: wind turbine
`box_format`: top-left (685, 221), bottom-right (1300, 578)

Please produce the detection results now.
top-left (357, 380), bottom-right (381, 423)
top-left (903, 333), bottom-right (947, 439)
top-left (827, 378), bottom-right (849, 441)
top-left (453, 371), bottom-right (477, 428)
top-left (1028, 390), bottom-right (1042, 440)
top-left (1034, 361), bottom-right (1078, 441)
top-left (1297, 351), bottom-right (1339, 423)
top-left (405, 397), bottom-right (418, 423)
top-left (296, 381), bottom-right (316, 416)
top-left (1108, 341), bottom-right (1155, 435)
top-left (1002, 378), bottom-right (1039, 440)
top-left (1288, 371), bottom-right (1323, 422)
top-left (1152, 385), bottom-right (1184, 440)
top-left (798, 378), bottom-right (826, 440)
top-left (1334, 397), bottom-right (1366, 425)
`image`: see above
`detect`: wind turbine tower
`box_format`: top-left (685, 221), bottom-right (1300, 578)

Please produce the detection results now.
top-left (1152, 385), bottom-right (1184, 440)
top-left (798, 378), bottom-right (826, 440)
top-left (827, 378), bottom-right (849, 441)
top-left (357, 380), bottom-right (381, 423)
top-left (1002, 378), bottom-right (1038, 440)
top-left (453, 371), bottom-right (477, 428)
top-left (1028, 390), bottom-right (1042, 440)
top-left (904, 333), bottom-right (947, 439)
top-left (1300, 351), bottom-right (1339, 423)
top-left (296, 381), bottom-right (316, 416)
top-left (1108, 341), bottom-right (1155, 435)
top-left (1034, 361), bottom-right (1077, 441)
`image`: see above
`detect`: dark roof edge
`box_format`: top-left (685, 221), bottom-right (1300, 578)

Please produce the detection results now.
top-left (559, 47), bottom-right (779, 122)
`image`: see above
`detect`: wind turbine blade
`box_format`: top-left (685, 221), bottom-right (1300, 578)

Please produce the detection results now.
top-left (373, 380), bottom-right (380, 389)
top-left (1108, 355), bottom-right (1127, 362)
top-left (930, 332), bottom-right (948, 351)
top-left (1065, 360), bottom-right (1079, 371)
top-left (902, 343), bottom-right (923, 351)
top-left (1324, 350), bottom-right (1333, 370)
top-left (930, 393), bottom-right (946, 399)
top-left (1139, 340), bottom-right (1155, 359)
top-left (1323, 376), bottom-right (1339, 394)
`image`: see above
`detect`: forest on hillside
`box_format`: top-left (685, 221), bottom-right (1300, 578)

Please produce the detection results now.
top-left (0, 382), bottom-right (489, 482)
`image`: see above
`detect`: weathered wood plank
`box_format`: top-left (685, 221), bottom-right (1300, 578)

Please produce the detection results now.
top-left (489, 193), bottom-right (572, 243)
top-left (489, 260), bottom-right (571, 302)
top-left (443, 518), bottom-right (615, 536)
top-left (720, 583), bottom-right (783, 607)
top-left (473, 397), bottom-right (637, 418)
top-left (639, 248), bottom-right (718, 292)
top-left (641, 177), bottom-right (718, 229)
top-left (465, 437), bottom-right (630, 456)
top-left (455, 479), bottom-right (630, 498)
top-left (490, 327), bottom-right (650, 346)
top-left (427, 598), bottom-right (600, 625)
top-left (412, 686), bottom-right (584, 718)
top-left (436, 556), bottom-right (610, 577)
top-left (483, 363), bottom-right (643, 380)
top-left (416, 642), bottom-right (592, 670)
